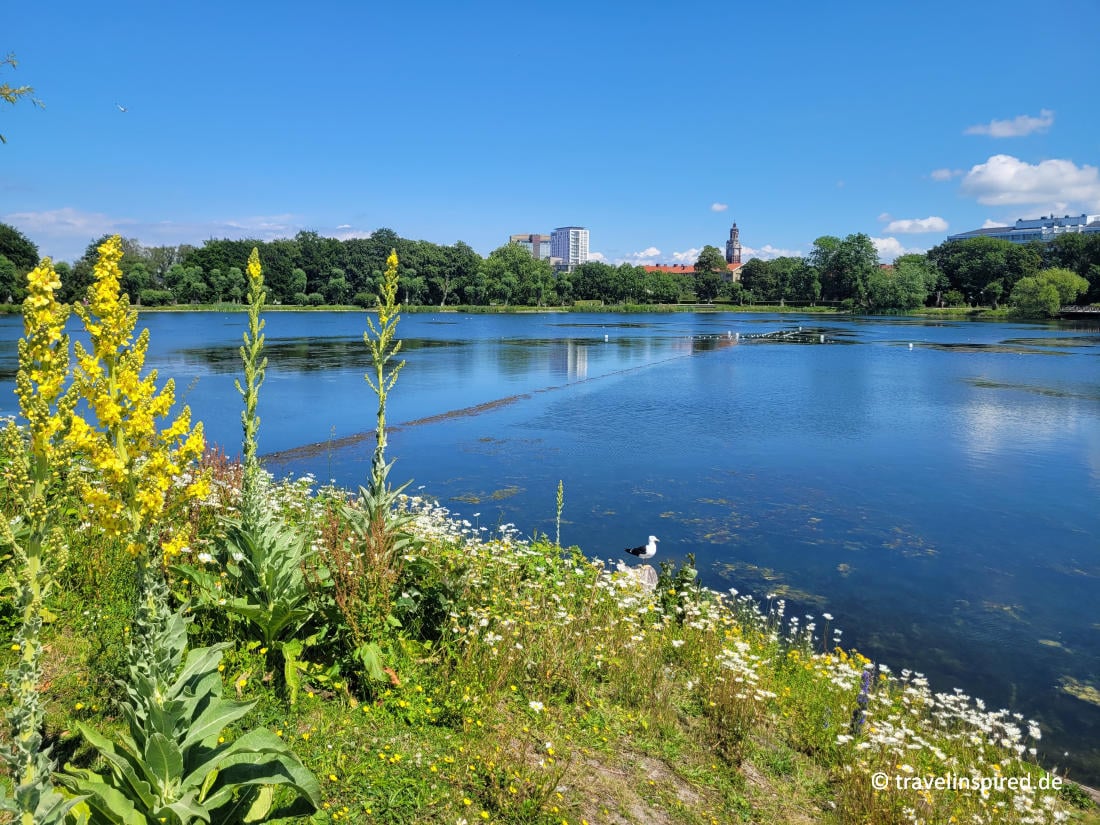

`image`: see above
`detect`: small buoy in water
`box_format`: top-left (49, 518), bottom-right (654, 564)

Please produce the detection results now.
top-left (908, 342), bottom-right (913, 350)
top-left (820, 334), bottom-right (825, 343)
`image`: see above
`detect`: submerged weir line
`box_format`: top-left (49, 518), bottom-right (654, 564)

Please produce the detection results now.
top-left (264, 325), bottom-right (832, 464)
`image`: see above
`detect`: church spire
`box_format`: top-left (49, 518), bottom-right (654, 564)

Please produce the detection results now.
top-left (725, 222), bottom-right (742, 265)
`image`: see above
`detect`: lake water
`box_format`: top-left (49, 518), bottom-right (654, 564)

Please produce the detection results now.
top-left (2, 310), bottom-right (1099, 782)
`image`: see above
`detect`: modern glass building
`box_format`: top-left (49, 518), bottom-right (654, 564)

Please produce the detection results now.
top-left (509, 233), bottom-right (552, 260)
top-left (947, 214), bottom-right (1100, 244)
top-left (550, 226), bottom-right (589, 269)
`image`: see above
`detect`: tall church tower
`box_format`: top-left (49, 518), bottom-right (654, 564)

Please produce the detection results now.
top-left (725, 223), bottom-right (742, 265)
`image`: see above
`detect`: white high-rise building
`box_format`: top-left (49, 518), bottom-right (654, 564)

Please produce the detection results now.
top-left (551, 226), bottom-right (589, 269)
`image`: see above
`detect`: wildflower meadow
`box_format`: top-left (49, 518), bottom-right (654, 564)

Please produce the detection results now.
top-left (0, 236), bottom-right (1095, 824)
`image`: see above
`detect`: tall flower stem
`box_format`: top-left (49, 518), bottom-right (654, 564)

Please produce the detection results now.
top-left (68, 236), bottom-right (207, 675)
top-left (364, 249), bottom-right (405, 505)
top-left (2, 258), bottom-right (77, 822)
top-left (235, 248), bottom-right (267, 522)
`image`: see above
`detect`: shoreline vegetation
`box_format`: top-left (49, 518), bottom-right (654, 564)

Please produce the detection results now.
top-left (0, 301), bottom-right (1022, 319)
top-left (2, 237), bottom-right (1098, 824)
top-left (1, 221), bottom-right (1098, 319)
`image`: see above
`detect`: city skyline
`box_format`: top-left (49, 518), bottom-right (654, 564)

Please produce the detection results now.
top-left (4, 1), bottom-right (1099, 266)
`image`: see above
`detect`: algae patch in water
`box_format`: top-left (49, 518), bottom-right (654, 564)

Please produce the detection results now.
top-left (965, 377), bottom-right (1100, 402)
top-left (1060, 677), bottom-right (1100, 707)
top-left (714, 561), bottom-right (829, 608)
top-left (451, 485), bottom-right (523, 504)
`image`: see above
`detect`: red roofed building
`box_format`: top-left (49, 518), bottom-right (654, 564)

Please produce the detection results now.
top-left (642, 262), bottom-right (743, 282)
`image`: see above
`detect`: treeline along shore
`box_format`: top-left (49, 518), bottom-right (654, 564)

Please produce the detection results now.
top-left (2, 222), bottom-right (1099, 317)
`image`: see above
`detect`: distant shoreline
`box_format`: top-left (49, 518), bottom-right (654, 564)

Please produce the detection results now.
top-left (0, 302), bottom-right (1023, 320)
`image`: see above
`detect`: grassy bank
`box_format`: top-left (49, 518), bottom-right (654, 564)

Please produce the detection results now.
top-left (10, 469), bottom-right (1095, 824)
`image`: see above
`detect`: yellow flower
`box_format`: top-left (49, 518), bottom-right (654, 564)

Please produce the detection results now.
top-left (67, 236), bottom-right (208, 559)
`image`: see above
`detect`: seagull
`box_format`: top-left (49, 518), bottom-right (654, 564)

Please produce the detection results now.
top-left (115, 103), bottom-right (128, 112)
top-left (624, 535), bottom-right (659, 560)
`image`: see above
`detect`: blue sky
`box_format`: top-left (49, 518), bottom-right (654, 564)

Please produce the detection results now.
top-left (4, 0), bottom-right (1100, 265)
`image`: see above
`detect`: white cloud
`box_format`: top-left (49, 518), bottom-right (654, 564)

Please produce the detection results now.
top-left (5, 206), bottom-right (126, 239)
top-left (710, 202), bottom-right (728, 212)
top-left (871, 237), bottom-right (926, 263)
top-left (336, 223), bottom-right (352, 229)
top-left (2, 207), bottom-right (304, 262)
top-left (883, 216), bottom-right (949, 234)
top-left (671, 248), bottom-right (700, 263)
top-left (741, 244), bottom-right (802, 260)
top-left (964, 109), bottom-right (1054, 138)
top-left (615, 246), bottom-right (663, 265)
top-left (981, 219), bottom-right (1005, 229)
top-left (587, 251), bottom-right (607, 262)
top-left (330, 227), bottom-right (373, 241)
top-left (877, 212), bottom-right (893, 222)
top-left (930, 168), bottom-right (963, 181)
top-left (959, 154), bottom-right (1100, 212)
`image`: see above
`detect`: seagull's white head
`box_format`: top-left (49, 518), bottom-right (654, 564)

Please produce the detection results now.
top-left (649, 535), bottom-right (659, 544)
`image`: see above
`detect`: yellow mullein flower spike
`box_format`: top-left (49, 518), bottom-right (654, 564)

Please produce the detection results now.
top-left (67, 235), bottom-right (208, 568)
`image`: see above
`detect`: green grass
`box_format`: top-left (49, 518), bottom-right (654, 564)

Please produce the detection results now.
top-left (4, 465), bottom-right (1093, 824)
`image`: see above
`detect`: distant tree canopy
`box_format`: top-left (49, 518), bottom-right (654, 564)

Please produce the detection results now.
top-left (10, 218), bottom-right (1100, 313)
top-left (0, 222), bottom-right (38, 270)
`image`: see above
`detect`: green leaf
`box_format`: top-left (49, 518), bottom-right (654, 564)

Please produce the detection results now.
top-left (144, 732), bottom-right (183, 792)
top-left (241, 785), bottom-right (273, 823)
top-left (74, 724), bottom-right (157, 811)
top-left (58, 769), bottom-right (147, 825)
top-left (356, 642), bottom-right (387, 682)
top-left (280, 638), bottom-right (304, 705)
top-left (179, 696), bottom-right (256, 753)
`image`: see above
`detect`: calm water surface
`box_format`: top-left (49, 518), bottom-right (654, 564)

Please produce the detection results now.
top-left (2, 310), bottom-right (1099, 781)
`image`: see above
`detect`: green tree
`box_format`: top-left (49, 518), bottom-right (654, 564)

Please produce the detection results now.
top-left (207, 267), bottom-right (230, 302)
top-left (812, 233), bottom-right (878, 305)
top-left (324, 270), bottom-right (350, 304)
top-left (777, 257), bottom-right (820, 303)
top-left (121, 262), bottom-right (152, 302)
top-left (0, 222), bottom-right (39, 270)
top-left (866, 262), bottom-right (929, 311)
top-left (571, 262), bottom-right (616, 302)
top-left (739, 259), bottom-right (778, 302)
top-left (1037, 267), bottom-right (1089, 304)
top-left (694, 245), bottom-right (728, 278)
top-left (1009, 277), bottom-right (1061, 318)
top-left (925, 237), bottom-right (1038, 304)
top-left (696, 273), bottom-right (722, 303)
top-left (1009, 268), bottom-right (1088, 317)
top-left (289, 267), bottom-right (307, 300)
top-left (648, 271), bottom-right (684, 304)
top-left (0, 254), bottom-right (18, 303)
top-left (479, 243), bottom-right (553, 307)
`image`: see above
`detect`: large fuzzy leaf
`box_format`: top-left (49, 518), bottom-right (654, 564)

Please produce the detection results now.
top-left (187, 729), bottom-right (320, 812)
top-left (58, 769), bottom-right (147, 825)
top-left (144, 732), bottom-right (183, 794)
top-left (179, 694), bottom-right (256, 754)
top-left (74, 724), bottom-right (156, 811)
